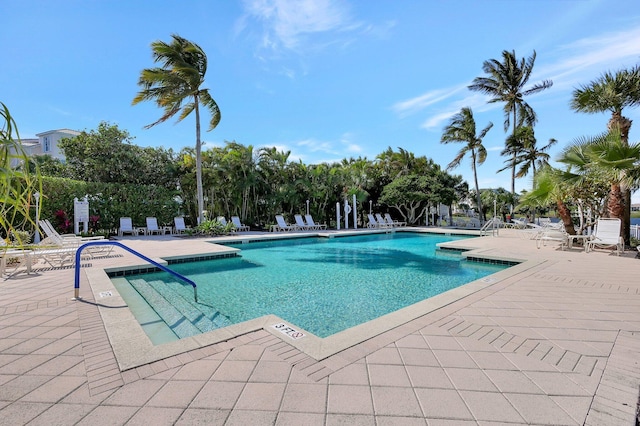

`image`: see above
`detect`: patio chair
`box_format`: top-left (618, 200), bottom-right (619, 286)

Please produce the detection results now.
top-left (146, 217), bottom-right (164, 235)
top-left (294, 214), bottom-right (311, 230)
top-left (585, 218), bottom-right (624, 255)
top-left (384, 213), bottom-right (406, 227)
top-left (305, 214), bottom-right (327, 230)
top-left (39, 219), bottom-right (112, 257)
top-left (375, 213), bottom-right (393, 228)
top-left (231, 216), bottom-right (250, 232)
top-left (216, 216), bottom-right (228, 225)
top-left (536, 228), bottom-right (568, 250)
top-left (118, 217), bottom-right (137, 236)
top-left (274, 215), bottom-right (298, 232)
top-left (174, 217), bottom-right (190, 234)
top-left (367, 213), bottom-right (382, 228)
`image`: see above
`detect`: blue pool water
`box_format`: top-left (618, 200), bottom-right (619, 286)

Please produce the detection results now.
top-left (115, 233), bottom-right (508, 339)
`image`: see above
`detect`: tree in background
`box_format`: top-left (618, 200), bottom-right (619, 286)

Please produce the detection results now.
top-left (570, 65), bottom-right (640, 244)
top-left (133, 34), bottom-right (221, 225)
top-left (468, 50), bottom-right (552, 195)
top-left (440, 107), bottom-right (493, 222)
top-left (59, 122), bottom-right (178, 189)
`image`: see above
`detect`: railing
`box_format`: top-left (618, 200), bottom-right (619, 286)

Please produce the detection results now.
top-left (73, 241), bottom-right (197, 302)
top-left (631, 224), bottom-right (640, 240)
top-left (480, 217), bottom-right (500, 236)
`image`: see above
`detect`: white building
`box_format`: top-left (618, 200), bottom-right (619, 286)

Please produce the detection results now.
top-left (33, 129), bottom-right (80, 161)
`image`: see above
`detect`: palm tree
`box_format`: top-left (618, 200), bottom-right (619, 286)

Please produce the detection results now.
top-left (441, 107), bottom-right (493, 221)
top-left (132, 34), bottom-right (221, 225)
top-left (468, 50), bottom-right (553, 195)
top-left (558, 131), bottom-right (640, 242)
top-left (571, 66), bottom-right (640, 144)
top-left (570, 65), bottom-right (640, 243)
top-left (501, 126), bottom-right (557, 179)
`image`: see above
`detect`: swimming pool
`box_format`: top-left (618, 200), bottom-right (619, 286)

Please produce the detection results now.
top-left (112, 232), bottom-right (509, 341)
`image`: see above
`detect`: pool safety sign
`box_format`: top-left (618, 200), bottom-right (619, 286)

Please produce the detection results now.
top-left (272, 323), bottom-right (305, 340)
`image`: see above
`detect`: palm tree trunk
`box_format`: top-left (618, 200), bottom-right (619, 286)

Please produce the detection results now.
top-left (607, 183), bottom-right (626, 239)
top-left (471, 151), bottom-right (483, 222)
top-left (557, 199), bottom-right (576, 235)
top-left (194, 95), bottom-right (205, 225)
top-left (608, 112), bottom-right (632, 245)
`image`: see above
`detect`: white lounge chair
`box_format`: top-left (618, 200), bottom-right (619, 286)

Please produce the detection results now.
top-left (305, 214), bottom-right (327, 230)
top-left (231, 216), bottom-right (250, 232)
top-left (273, 215), bottom-right (298, 232)
top-left (174, 217), bottom-right (190, 234)
top-left (367, 214), bottom-right (382, 228)
top-left (536, 228), bottom-right (568, 250)
top-left (384, 213), bottom-right (406, 227)
top-left (585, 218), bottom-right (624, 255)
top-left (145, 217), bottom-right (164, 235)
top-left (375, 213), bottom-right (392, 228)
top-left (118, 217), bottom-right (137, 236)
top-left (39, 219), bottom-right (112, 257)
top-left (294, 214), bottom-right (311, 230)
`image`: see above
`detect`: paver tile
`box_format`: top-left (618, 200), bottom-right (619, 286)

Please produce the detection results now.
top-left (224, 409), bottom-right (278, 426)
top-left (146, 380), bottom-right (206, 408)
top-left (459, 390), bottom-right (525, 423)
top-left (235, 382), bottom-right (285, 411)
top-left (329, 362), bottom-right (370, 385)
top-left (102, 378), bottom-right (165, 406)
top-left (325, 413), bottom-right (375, 425)
top-left (126, 406), bottom-right (184, 426)
top-left (190, 380), bottom-right (245, 409)
top-left (444, 367), bottom-right (499, 392)
top-left (75, 405), bottom-right (138, 425)
top-left (210, 360), bottom-right (256, 382)
top-left (0, 401), bottom-right (52, 425)
top-left (370, 386), bottom-right (422, 417)
top-left (20, 376), bottom-right (86, 403)
top-left (405, 365), bottom-right (453, 389)
top-left (280, 382), bottom-right (327, 413)
top-left (506, 392), bottom-right (578, 425)
top-left (414, 388), bottom-right (473, 420)
top-left (26, 403), bottom-right (95, 426)
top-left (367, 364), bottom-right (411, 387)
top-left (327, 385), bottom-right (373, 415)
top-left (249, 360), bottom-right (292, 383)
top-left (397, 348), bottom-right (439, 366)
top-left (275, 411), bottom-right (325, 425)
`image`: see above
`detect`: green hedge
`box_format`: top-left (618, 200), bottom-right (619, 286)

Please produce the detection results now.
top-left (40, 177), bottom-right (181, 234)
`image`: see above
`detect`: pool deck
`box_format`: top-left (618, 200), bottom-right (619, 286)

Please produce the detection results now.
top-left (1, 227), bottom-right (639, 425)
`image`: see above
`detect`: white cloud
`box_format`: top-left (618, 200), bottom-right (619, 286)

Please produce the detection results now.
top-left (392, 84), bottom-right (468, 118)
top-left (240, 0), bottom-right (356, 52)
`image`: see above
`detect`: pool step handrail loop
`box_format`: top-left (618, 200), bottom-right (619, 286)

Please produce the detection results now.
top-left (73, 241), bottom-right (198, 303)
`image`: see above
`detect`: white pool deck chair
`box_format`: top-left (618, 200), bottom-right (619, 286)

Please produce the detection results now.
top-left (536, 228), bottom-right (568, 250)
top-left (294, 214), bottom-right (311, 230)
top-left (384, 213), bottom-right (406, 227)
top-left (585, 218), bottom-right (624, 255)
top-left (145, 217), bottom-right (164, 235)
top-left (375, 213), bottom-right (393, 228)
top-left (273, 215), bottom-right (298, 232)
top-left (118, 217), bottom-right (136, 236)
top-left (231, 216), bottom-right (250, 232)
top-left (305, 214), bottom-right (327, 230)
top-left (367, 214), bottom-right (382, 228)
top-left (39, 219), bottom-right (112, 257)
top-left (174, 217), bottom-right (190, 234)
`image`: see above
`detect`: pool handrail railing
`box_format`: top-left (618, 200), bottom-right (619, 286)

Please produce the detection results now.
top-left (73, 240), bottom-right (197, 302)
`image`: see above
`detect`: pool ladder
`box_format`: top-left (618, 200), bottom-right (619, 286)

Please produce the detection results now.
top-left (73, 241), bottom-right (198, 302)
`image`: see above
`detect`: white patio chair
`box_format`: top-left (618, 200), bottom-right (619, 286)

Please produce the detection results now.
top-left (384, 213), bottom-right (406, 227)
top-left (294, 214), bottom-right (311, 230)
top-left (118, 217), bottom-right (136, 236)
top-left (146, 217), bottom-right (164, 235)
top-left (274, 215), bottom-right (298, 232)
top-left (231, 216), bottom-right (250, 232)
top-left (174, 217), bottom-right (190, 234)
top-left (305, 214), bottom-right (327, 230)
top-left (585, 218), bottom-right (624, 255)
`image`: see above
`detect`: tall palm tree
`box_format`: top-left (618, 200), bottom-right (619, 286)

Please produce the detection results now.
top-left (441, 107), bottom-right (493, 221)
top-left (501, 126), bottom-right (557, 179)
top-left (570, 65), bottom-right (640, 243)
top-left (559, 131), bottom-right (640, 242)
top-left (132, 34), bottom-right (221, 225)
top-left (468, 50), bottom-right (553, 195)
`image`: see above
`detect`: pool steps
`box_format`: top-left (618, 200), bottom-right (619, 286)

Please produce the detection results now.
top-left (129, 278), bottom-right (232, 339)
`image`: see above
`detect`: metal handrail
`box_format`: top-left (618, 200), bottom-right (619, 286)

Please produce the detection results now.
top-left (73, 241), bottom-right (197, 302)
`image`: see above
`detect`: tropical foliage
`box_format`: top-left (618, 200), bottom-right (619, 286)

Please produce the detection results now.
top-left (133, 34), bottom-right (221, 225)
top-left (0, 102), bottom-right (41, 245)
top-left (468, 50), bottom-right (553, 195)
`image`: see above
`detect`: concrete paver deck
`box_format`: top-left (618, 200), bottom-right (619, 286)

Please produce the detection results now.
top-left (0, 228), bottom-right (638, 425)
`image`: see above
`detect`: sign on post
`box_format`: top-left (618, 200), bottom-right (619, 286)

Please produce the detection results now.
top-left (74, 197), bottom-right (89, 234)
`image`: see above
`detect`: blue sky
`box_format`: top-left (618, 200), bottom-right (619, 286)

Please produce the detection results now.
top-left (4, 0), bottom-right (640, 200)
